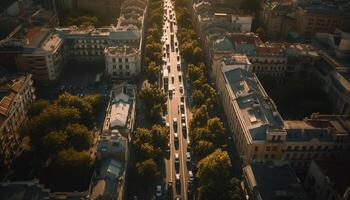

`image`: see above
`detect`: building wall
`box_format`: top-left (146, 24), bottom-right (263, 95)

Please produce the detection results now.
top-left (296, 8), bottom-right (344, 37)
top-left (0, 75), bottom-right (36, 166)
top-left (105, 51), bottom-right (141, 78)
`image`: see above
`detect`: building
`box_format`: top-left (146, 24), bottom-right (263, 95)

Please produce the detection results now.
top-left (0, 179), bottom-right (50, 200)
top-left (296, 4), bottom-right (345, 37)
top-left (304, 160), bottom-right (350, 200)
top-left (315, 30), bottom-right (350, 59)
top-left (0, 74), bottom-right (35, 166)
top-left (102, 83), bottom-right (136, 138)
top-left (97, 130), bottom-right (128, 160)
top-left (215, 54), bottom-right (350, 167)
top-left (90, 158), bottom-right (126, 200)
top-left (0, 8), bottom-right (61, 82)
top-left (243, 161), bottom-right (309, 200)
top-left (260, 0), bottom-right (296, 38)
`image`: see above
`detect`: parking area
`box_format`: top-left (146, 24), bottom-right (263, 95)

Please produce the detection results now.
top-left (35, 61), bottom-right (110, 100)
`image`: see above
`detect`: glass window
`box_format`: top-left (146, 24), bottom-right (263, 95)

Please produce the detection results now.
top-left (266, 146), bottom-right (271, 151)
top-left (118, 58), bottom-right (122, 62)
top-left (126, 65), bottom-right (129, 70)
top-left (119, 65), bottom-right (123, 70)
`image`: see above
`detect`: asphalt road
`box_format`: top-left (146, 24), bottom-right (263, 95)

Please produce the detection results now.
top-left (162, 1), bottom-right (192, 199)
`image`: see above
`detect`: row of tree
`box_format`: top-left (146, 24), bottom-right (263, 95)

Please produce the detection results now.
top-left (131, 125), bottom-right (169, 186)
top-left (173, 0), bottom-right (244, 199)
top-left (139, 84), bottom-right (167, 122)
top-left (23, 93), bottom-right (106, 189)
top-left (144, 0), bottom-right (164, 84)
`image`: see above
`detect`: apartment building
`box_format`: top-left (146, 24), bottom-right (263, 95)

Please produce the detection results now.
top-left (0, 74), bottom-right (35, 166)
top-left (215, 54), bottom-right (350, 167)
top-left (296, 4), bottom-right (345, 37)
top-left (304, 160), bottom-right (350, 200)
top-left (105, 46), bottom-right (141, 79)
top-left (260, 0), bottom-right (296, 38)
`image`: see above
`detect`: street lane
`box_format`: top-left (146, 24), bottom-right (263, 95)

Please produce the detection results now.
top-left (161, 0), bottom-right (192, 199)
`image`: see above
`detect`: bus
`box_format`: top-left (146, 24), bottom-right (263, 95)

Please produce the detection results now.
top-left (163, 70), bottom-right (169, 91)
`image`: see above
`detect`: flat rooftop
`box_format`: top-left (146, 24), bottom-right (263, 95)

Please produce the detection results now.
top-left (223, 67), bottom-right (284, 140)
top-left (244, 161), bottom-right (309, 200)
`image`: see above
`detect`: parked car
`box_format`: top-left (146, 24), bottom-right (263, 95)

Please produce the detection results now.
top-left (156, 185), bottom-right (162, 197)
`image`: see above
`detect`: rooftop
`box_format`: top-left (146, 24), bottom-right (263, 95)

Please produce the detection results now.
top-left (110, 93), bottom-right (131, 129)
top-left (105, 46), bottom-right (139, 56)
top-left (244, 161), bottom-right (309, 200)
top-left (0, 180), bottom-right (50, 200)
top-left (223, 66), bottom-right (284, 141)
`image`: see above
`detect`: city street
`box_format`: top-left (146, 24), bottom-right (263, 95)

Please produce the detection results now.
top-left (161, 0), bottom-right (193, 199)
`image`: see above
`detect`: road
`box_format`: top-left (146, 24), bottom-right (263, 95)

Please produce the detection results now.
top-left (161, 0), bottom-right (193, 199)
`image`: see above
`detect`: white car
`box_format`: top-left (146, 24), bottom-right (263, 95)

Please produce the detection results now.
top-left (175, 153), bottom-right (179, 163)
top-left (156, 185), bottom-right (162, 197)
top-left (186, 152), bottom-right (191, 163)
top-left (188, 171), bottom-right (194, 182)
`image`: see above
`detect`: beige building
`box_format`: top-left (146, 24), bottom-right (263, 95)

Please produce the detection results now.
top-left (0, 74), bottom-right (35, 166)
top-left (215, 54), bottom-right (350, 167)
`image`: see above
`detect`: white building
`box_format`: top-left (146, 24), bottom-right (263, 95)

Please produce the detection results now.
top-left (104, 46), bottom-right (141, 79)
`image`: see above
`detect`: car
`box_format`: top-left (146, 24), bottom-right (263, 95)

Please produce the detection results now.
top-left (187, 143), bottom-right (191, 152)
top-left (180, 95), bottom-right (184, 102)
top-left (180, 102), bottom-right (184, 111)
top-left (177, 63), bottom-right (181, 71)
top-left (161, 116), bottom-right (166, 125)
top-left (175, 174), bottom-right (180, 185)
top-left (181, 114), bottom-right (185, 122)
top-left (173, 118), bottom-right (177, 126)
top-left (171, 74), bottom-right (174, 83)
top-left (172, 86), bottom-right (175, 92)
top-left (175, 153), bottom-right (179, 163)
top-left (188, 170), bottom-right (194, 182)
top-left (166, 122), bottom-right (170, 128)
top-left (179, 85), bottom-right (183, 93)
top-left (167, 64), bottom-right (171, 71)
top-left (186, 152), bottom-right (191, 163)
top-left (177, 55), bottom-right (180, 61)
top-left (178, 74), bottom-right (182, 82)
top-left (182, 122), bottom-right (186, 129)
top-left (156, 185), bottom-right (162, 197)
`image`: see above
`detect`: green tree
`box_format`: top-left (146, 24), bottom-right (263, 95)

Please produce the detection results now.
top-left (42, 131), bottom-right (67, 155)
top-left (139, 85), bottom-right (167, 120)
top-left (197, 149), bottom-right (240, 200)
top-left (146, 61), bottom-right (161, 84)
top-left (83, 94), bottom-right (107, 116)
top-left (240, 0), bottom-right (261, 13)
top-left (207, 117), bottom-right (226, 146)
top-left (56, 93), bottom-right (94, 128)
top-left (190, 105), bottom-right (209, 130)
top-left (150, 124), bottom-right (169, 151)
top-left (65, 123), bottom-right (93, 151)
top-left (192, 89), bottom-right (206, 106)
top-left (187, 64), bottom-right (205, 83)
top-left (193, 140), bottom-right (216, 160)
top-left (136, 158), bottom-right (160, 184)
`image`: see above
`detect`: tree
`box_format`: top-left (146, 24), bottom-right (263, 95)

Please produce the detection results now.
top-left (42, 131), bottom-right (67, 155)
top-left (193, 140), bottom-right (216, 160)
top-left (51, 149), bottom-right (93, 189)
top-left (28, 99), bottom-right (50, 117)
top-left (192, 89), bottom-right (206, 106)
top-left (207, 117), bottom-right (226, 146)
top-left (136, 158), bottom-right (160, 184)
top-left (139, 85), bottom-right (167, 120)
top-left (83, 94), bottom-right (107, 116)
top-left (65, 123), bottom-right (93, 151)
top-left (190, 105), bottom-right (209, 130)
top-left (56, 93), bottom-right (94, 128)
top-left (196, 149), bottom-right (241, 200)
top-left (146, 61), bottom-right (161, 84)
top-left (187, 64), bottom-right (205, 83)
top-left (150, 124), bottom-right (169, 151)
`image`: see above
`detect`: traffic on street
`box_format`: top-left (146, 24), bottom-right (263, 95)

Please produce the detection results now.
top-left (161, 0), bottom-right (193, 199)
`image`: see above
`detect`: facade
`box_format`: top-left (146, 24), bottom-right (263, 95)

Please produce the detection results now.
top-left (304, 160), bottom-right (350, 200)
top-left (243, 161), bottom-right (309, 200)
top-left (296, 5), bottom-right (345, 37)
top-left (0, 74), bottom-right (35, 166)
top-left (104, 46), bottom-right (141, 79)
top-left (215, 55), bottom-right (350, 167)
top-left (260, 0), bottom-right (296, 38)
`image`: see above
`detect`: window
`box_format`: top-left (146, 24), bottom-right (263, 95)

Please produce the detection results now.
top-left (294, 146), bottom-right (299, 151)
top-left (254, 146), bottom-right (258, 152)
top-left (285, 153), bottom-right (290, 159)
top-left (266, 146), bottom-right (271, 151)
top-left (119, 65), bottom-right (123, 70)
top-left (272, 146), bottom-right (277, 151)
top-left (309, 146), bottom-right (314, 151)
top-left (113, 65), bottom-right (116, 69)
top-left (252, 154), bottom-right (257, 159)
top-left (302, 146), bottom-right (307, 151)
top-left (287, 146), bottom-right (291, 151)
top-left (119, 58), bottom-right (122, 62)
top-left (126, 65), bottom-right (129, 70)
top-left (277, 135), bottom-right (281, 141)
top-left (264, 154), bottom-right (268, 159)
top-left (125, 72), bottom-right (131, 76)
top-left (271, 154), bottom-right (275, 159)
top-left (125, 58), bottom-right (128, 62)
top-left (272, 135), bottom-right (276, 141)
